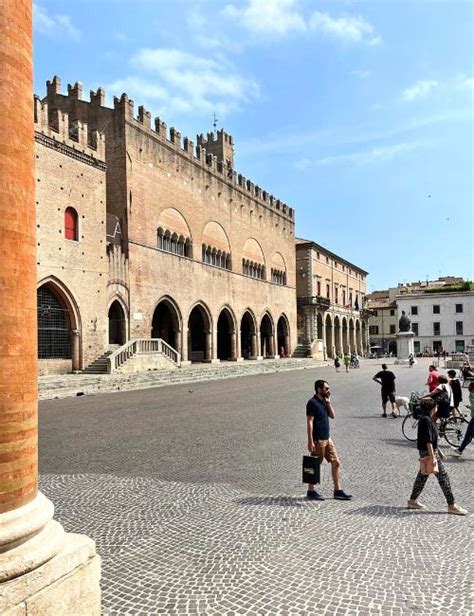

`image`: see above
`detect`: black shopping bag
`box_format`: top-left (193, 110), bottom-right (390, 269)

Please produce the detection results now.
top-left (302, 455), bottom-right (320, 484)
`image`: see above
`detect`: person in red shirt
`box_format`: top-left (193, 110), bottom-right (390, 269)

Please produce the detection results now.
top-left (426, 365), bottom-right (440, 392)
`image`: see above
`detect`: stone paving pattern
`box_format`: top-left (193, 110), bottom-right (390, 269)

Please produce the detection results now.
top-left (39, 359), bottom-right (473, 615)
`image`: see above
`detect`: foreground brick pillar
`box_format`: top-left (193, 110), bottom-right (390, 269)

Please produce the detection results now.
top-left (0, 0), bottom-right (37, 518)
top-left (0, 2), bottom-right (100, 611)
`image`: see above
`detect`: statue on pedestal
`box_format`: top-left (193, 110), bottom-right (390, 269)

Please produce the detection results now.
top-left (398, 311), bottom-right (411, 332)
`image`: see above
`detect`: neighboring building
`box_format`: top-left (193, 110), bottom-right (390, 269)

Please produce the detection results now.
top-left (397, 289), bottom-right (474, 355)
top-left (35, 77), bottom-right (296, 374)
top-left (366, 289), bottom-right (398, 355)
top-left (367, 278), bottom-right (474, 356)
top-left (295, 239), bottom-right (369, 359)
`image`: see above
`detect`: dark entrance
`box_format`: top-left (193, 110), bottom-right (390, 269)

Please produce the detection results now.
top-left (241, 311), bottom-right (255, 359)
top-left (217, 310), bottom-right (233, 360)
top-left (277, 316), bottom-right (289, 357)
top-left (37, 284), bottom-right (71, 359)
top-left (388, 340), bottom-right (397, 356)
top-left (188, 306), bottom-right (208, 362)
top-left (152, 300), bottom-right (180, 350)
top-left (108, 300), bottom-right (126, 345)
top-left (260, 314), bottom-right (273, 358)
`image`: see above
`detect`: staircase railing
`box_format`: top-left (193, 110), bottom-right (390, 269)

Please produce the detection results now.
top-left (107, 338), bottom-right (181, 373)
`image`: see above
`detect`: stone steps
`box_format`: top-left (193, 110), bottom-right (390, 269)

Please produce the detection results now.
top-left (39, 358), bottom-right (328, 400)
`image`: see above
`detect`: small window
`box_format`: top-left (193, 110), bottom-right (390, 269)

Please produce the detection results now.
top-left (414, 341), bottom-right (420, 353)
top-left (326, 284), bottom-right (330, 299)
top-left (433, 305), bottom-right (440, 314)
top-left (433, 322), bottom-right (440, 336)
top-left (455, 304), bottom-right (463, 313)
top-left (390, 325), bottom-right (396, 334)
top-left (373, 310), bottom-right (378, 317)
top-left (335, 288), bottom-right (339, 304)
top-left (412, 323), bottom-right (419, 336)
top-left (326, 256), bottom-right (329, 264)
top-left (433, 340), bottom-right (442, 352)
top-left (390, 309), bottom-right (395, 316)
top-left (455, 340), bottom-right (465, 352)
top-left (317, 281), bottom-right (321, 296)
top-left (411, 306), bottom-right (418, 315)
top-left (65, 207), bottom-right (78, 241)
top-left (369, 325), bottom-right (379, 335)
top-left (456, 321), bottom-right (463, 335)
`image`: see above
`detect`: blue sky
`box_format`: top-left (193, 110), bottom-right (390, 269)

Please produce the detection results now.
top-left (33, 0), bottom-right (473, 291)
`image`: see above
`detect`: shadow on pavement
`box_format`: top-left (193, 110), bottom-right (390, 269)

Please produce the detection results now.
top-left (236, 495), bottom-right (305, 508)
top-left (381, 438), bottom-right (416, 448)
top-left (346, 504), bottom-right (450, 517)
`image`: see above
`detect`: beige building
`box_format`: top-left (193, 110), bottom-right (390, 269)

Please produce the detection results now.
top-left (365, 289), bottom-right (398, 355)
top-left (295, 239), bottom-right (369, 359)
top-left (35, 77), bottom-right (296, 374)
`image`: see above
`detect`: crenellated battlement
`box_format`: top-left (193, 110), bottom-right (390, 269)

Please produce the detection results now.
top-left (40, 77), bottom-right (294, 221)
top-left (34, 95), bottom-right (105, 161)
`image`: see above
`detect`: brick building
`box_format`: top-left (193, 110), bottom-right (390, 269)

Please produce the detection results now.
top-left (35, 77), bottom-right (296, 374)
top-left (295, 239), bottom-right (369, 359)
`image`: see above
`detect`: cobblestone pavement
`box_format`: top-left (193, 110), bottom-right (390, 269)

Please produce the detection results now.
top-left (39, 359), bottom-right (473, 615)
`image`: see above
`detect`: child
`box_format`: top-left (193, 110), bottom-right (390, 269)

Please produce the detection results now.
top-left (447, 369), bottom-right (462, 414)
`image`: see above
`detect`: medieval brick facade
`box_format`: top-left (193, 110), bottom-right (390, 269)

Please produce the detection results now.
top-left (35, 77), bottom-right (296, 373)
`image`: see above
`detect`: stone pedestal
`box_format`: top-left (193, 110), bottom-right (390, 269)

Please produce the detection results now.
top-left (394, 331), bottom-right (415, 365)
top-left (0, 533), bottom-right (101, 616)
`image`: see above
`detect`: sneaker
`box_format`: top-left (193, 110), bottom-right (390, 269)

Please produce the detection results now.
top-left (407, 499), bottom-right (427, 510)
top-left (382, 413), bottom-right (387, 418)
top-left (448, 504), bottom-right (468, 515)
top-left (306, 490), bottom-right (325, 501)
top-left (391, 412), bottom-right (398, 418)
top-left (451, 448), bottom-right (463, 456)
top-left (334, 490), bottom-right (352, 500)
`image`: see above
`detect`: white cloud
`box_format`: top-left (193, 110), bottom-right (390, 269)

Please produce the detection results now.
top-left (295, 142), bottom-right (423, 170)
top-left (33, 2), bottom-right (80, 40)
top-left (402, 80), bottom-right (439, 102)
top-left (222, 0), bottom-right (306, 36)
top-left (457, 75), bottom-right (474, 92)
top-left (108, 48), bottom-right (259, 118)
top-left (309, 11), bottom-right (381, 45)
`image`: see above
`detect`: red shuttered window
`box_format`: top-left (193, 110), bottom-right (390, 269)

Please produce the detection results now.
top-left (65, 207), bottom-right (78, 241)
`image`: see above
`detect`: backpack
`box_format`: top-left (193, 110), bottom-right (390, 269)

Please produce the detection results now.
top-left (435, 385), bottom-right (451, 412)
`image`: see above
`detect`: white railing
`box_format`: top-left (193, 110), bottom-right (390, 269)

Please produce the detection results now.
top-left (107, 338), bottom-right (181, 373)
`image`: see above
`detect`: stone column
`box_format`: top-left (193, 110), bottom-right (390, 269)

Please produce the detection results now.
top-left (321, 313), bottom-right (327, 360)
top-left (205, 330), bottom-right (213, 362)
top-left (0, 2), bottom-right (100, 611)
top-left (251, 332), bottom-right (258, 359)
top-left (230, 331), bottom-right (237, 360)
top-left (268, 333), bottom-right (275, 357)
top-left (175, 330), bottom-right (182, 361)
top-left (71, 329), bottom-right (81, 373)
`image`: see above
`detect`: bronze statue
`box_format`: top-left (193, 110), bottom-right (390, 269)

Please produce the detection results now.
top-left (398, 310), bottom-right (411, 332)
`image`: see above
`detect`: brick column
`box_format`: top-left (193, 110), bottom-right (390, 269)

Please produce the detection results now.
top-left (230, 331), bottom-right (237, 360)
top-left (0, 4), bottom-right (100, 609)
top-left (71, 329), bottom-right (81, 372)
top-left (250, 332), bottom-right (258, 359)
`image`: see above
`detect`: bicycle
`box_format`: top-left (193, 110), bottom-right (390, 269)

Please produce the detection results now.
top-left (402, 402), bottom-right (469, 447)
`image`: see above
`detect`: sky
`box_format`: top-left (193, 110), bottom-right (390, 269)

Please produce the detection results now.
top-left (33, 0), bottom-right (474, 291)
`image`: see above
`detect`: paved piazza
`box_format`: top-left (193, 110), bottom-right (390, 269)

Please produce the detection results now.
top-left (39, 359), bottom-right (473, 615)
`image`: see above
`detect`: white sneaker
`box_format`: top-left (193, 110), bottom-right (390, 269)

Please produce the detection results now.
top-left (448, 504), bottom-right (468, 515)
top-left (407, 499), bottom-right (427, 510)
top-left (451, 448), bottom-right (462, 456)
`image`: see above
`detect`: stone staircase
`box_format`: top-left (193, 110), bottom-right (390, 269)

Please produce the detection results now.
top-left (38, 357), bottom-right (329, 400)
top-left (83, 347), bottom-right (118, 374)
top-left (292, 344), bottom-right (309, 358)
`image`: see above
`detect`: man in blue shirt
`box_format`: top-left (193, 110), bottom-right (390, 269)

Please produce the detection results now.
top-left (306, 379), bottom-right (352, 501)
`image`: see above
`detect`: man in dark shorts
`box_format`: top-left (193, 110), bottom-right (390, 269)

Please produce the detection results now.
top-left (305, 379), bottom-right (352, 501)
top-left (373, 364), bottom-right (397, 418)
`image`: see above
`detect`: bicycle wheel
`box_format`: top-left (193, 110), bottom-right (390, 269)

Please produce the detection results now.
top-left (443, 416), bottom-right (468, 447)
top-left (402, 413), bottom-right (418, 442)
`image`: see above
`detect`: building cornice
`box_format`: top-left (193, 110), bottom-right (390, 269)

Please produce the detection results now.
top-left (35, 132), bottom-right (107, 171)
top-left (295, 238), bottom-right (369, 276)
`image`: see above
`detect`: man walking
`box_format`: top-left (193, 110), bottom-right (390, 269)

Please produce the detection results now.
top-left (426, 365), bottom-right (440, 392)
top-left (306, 379), bottom-right (352, 501)
top-left (373, 364), bottom-right (397, 417)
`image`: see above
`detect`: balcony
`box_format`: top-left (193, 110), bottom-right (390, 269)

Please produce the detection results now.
top-left (297, 296), bottom-right (331, 310)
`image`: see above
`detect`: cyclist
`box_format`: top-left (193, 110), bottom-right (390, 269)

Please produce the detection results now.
top-left (420, 375), bottom-right (453, 423)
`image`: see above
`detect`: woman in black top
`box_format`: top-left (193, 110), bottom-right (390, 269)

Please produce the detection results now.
top-left (408, 399), bottom-right (467, 515)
